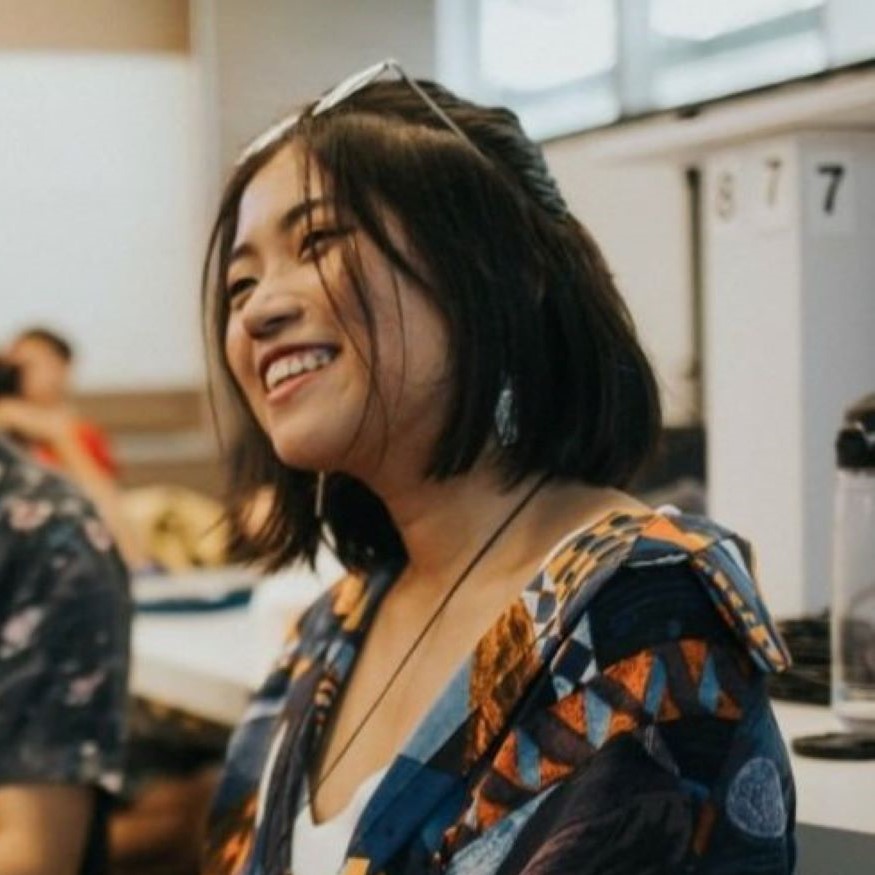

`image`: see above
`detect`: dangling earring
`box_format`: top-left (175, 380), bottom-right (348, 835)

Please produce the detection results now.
top-left (314, 471), bottom-right (326, 519)
top-left (494, 379), bottom-right (519, 447)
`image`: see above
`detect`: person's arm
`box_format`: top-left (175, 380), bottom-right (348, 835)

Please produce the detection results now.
top-left (0, 786), bottom-right (94, 875)
top-left (0, 399), bottom-right (146, 567)
top-left (48, 426), bottom-right (147, 568)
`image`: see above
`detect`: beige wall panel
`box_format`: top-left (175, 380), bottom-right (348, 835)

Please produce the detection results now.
top-left (0, 0), bottom-right (188, 53)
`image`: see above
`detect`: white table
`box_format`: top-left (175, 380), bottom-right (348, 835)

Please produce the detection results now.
top-left (131, 559), bottom-right (337, 725)
top-left (131, 607), bottom-right (264, 726)
top-left (774, 701), bottom-right (875, 838)
top-left (131, 607), bottom-right (875, 842)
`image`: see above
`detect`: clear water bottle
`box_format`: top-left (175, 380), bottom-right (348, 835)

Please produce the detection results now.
top-left (831, 393), bottom-right (875, 733)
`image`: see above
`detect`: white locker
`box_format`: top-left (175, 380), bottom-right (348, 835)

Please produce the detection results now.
top-left (703, 131), bottom-right (875, 617)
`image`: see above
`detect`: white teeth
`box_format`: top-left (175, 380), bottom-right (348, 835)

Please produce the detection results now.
top-left (264, 348), bottom-right (335, 391)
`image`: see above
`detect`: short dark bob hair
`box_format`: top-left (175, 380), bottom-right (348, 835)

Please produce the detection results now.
top-left (203, 78), bottom-right (661, 574)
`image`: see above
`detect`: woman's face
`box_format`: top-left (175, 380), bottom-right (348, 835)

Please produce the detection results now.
top-left (223, 145), bottom-right (452, 481)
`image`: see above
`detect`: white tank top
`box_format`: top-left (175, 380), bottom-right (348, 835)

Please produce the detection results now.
top-left (291, 769), bottom-right (388, 875)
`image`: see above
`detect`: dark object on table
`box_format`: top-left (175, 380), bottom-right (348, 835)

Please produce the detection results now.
top-left (792, 732), bottom-right (875, 760)
top-left (133, 567), bottom-right (255, 613)
top-left (134, 587), bottom-right (252, 613)
top-left (631, 426), bottom-right (706, 490)
top-left (767, 613), bottom-right (830, 705)
top-left (773, 613), bottom-right (875, 759)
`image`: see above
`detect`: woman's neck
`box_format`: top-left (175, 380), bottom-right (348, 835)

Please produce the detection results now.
top-left (364, 463), bottom-right (647, 594)
top-left (369, 464), bottom-right (540, 587)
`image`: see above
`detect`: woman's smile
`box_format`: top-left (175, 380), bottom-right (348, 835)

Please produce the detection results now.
top-left (265, 352), bottom-right (334, 406)
top-left (261, 345), bottom-right (338, 393)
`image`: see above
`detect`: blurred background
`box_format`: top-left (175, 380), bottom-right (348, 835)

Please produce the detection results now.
top-left (2, 3), bottom-right (875, 871)
top-left (3, 0), bottom-right (875, 615)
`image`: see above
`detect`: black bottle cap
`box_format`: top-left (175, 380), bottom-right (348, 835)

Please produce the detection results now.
top-left (836, 393), bottom-right (875, 471)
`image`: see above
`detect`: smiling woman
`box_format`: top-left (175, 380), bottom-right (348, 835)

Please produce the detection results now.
top-left (221, 145), bottom-right (451, 488)
top-left (201, 62), bottom-right (795, 875)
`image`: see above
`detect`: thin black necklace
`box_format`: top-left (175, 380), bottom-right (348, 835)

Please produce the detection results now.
top-left (308, 472), bottom-right (550, 805)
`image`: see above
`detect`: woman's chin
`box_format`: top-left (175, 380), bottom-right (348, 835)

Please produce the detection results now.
top-left (266, 415), bottom-right (373, 479)
top-left (271, 444), bottom-right (320, 472)
top-left (268, 433), bottom-right (340, 474)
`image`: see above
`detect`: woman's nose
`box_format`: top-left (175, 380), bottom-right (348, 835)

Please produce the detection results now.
top-left (241, 285), bottom-right (305, 339)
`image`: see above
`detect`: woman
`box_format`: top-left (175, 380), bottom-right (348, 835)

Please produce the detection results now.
top-left (203, 62), bottom-right (795, 875)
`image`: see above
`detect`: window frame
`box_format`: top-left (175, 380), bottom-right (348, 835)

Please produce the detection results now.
top-left (437, 0), bottom-right (869, 141)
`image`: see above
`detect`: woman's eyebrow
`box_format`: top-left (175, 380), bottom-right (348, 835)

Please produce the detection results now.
top-left (277, 196), bottom-right (328, 234)
top-left (228, 196), bottom-right (328, 267)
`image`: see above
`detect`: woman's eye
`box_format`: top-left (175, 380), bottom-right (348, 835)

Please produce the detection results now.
top-left (299, 228), bottom-right (344, 259)
top-left (226, 277), bottom-right (256, 306)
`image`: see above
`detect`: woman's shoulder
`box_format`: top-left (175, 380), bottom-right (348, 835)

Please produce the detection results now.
top-left (543, 507), bottom-right (790, 675)
top-left (543, 504), bottom-right (755, 590)
top-left (545, 504), bottom-right (737, 564)
top-left (293, 560), bottom-right (398, 647)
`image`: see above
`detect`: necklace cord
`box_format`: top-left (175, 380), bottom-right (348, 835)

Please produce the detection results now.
top-left (307, 472), bottom-right (550, 807)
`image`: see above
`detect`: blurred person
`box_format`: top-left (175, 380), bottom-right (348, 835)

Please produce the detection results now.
top-left (4, 328), bottom-right (116, 477)
top-left (0, 435), bottom-right (130, 875)
top-left (202, 63), bottom-right (796, 875)
top-left (0, 329), bottom-right (146, 567)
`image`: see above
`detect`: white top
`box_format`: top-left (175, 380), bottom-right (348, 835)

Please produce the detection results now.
top-left (291, 769), bottom-right (388, 875)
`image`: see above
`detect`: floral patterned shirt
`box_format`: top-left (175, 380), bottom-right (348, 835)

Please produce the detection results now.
top-left (0, 437), bottom-right (130, 872)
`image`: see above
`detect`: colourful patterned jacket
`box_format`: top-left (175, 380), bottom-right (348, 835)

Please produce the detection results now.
top-left (205, 510), bottom-right (795, 874)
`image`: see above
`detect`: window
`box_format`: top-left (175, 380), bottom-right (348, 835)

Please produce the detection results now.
top-left (443, 0), bottom-right (619, 139)
top-left (647, 0), bottom-right (826, 108)
top-left (437, 0), bottom-right (871, 140)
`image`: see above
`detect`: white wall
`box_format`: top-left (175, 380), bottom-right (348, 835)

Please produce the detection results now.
top-left (0, 52), bottom-right (208, 390)
top-left (210, 0), bottom-right (437, 172)
top-left (544, 139), bottom-right (696, 425)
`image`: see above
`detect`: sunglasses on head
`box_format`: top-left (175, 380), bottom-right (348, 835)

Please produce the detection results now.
top-left (237, 57), bottom-right (473, 165)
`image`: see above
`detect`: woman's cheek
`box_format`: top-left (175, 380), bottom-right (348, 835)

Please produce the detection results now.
top-left (224, 324), bottom-right (259, 413)
top-left (223, 315), bottom-right (246, 376)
